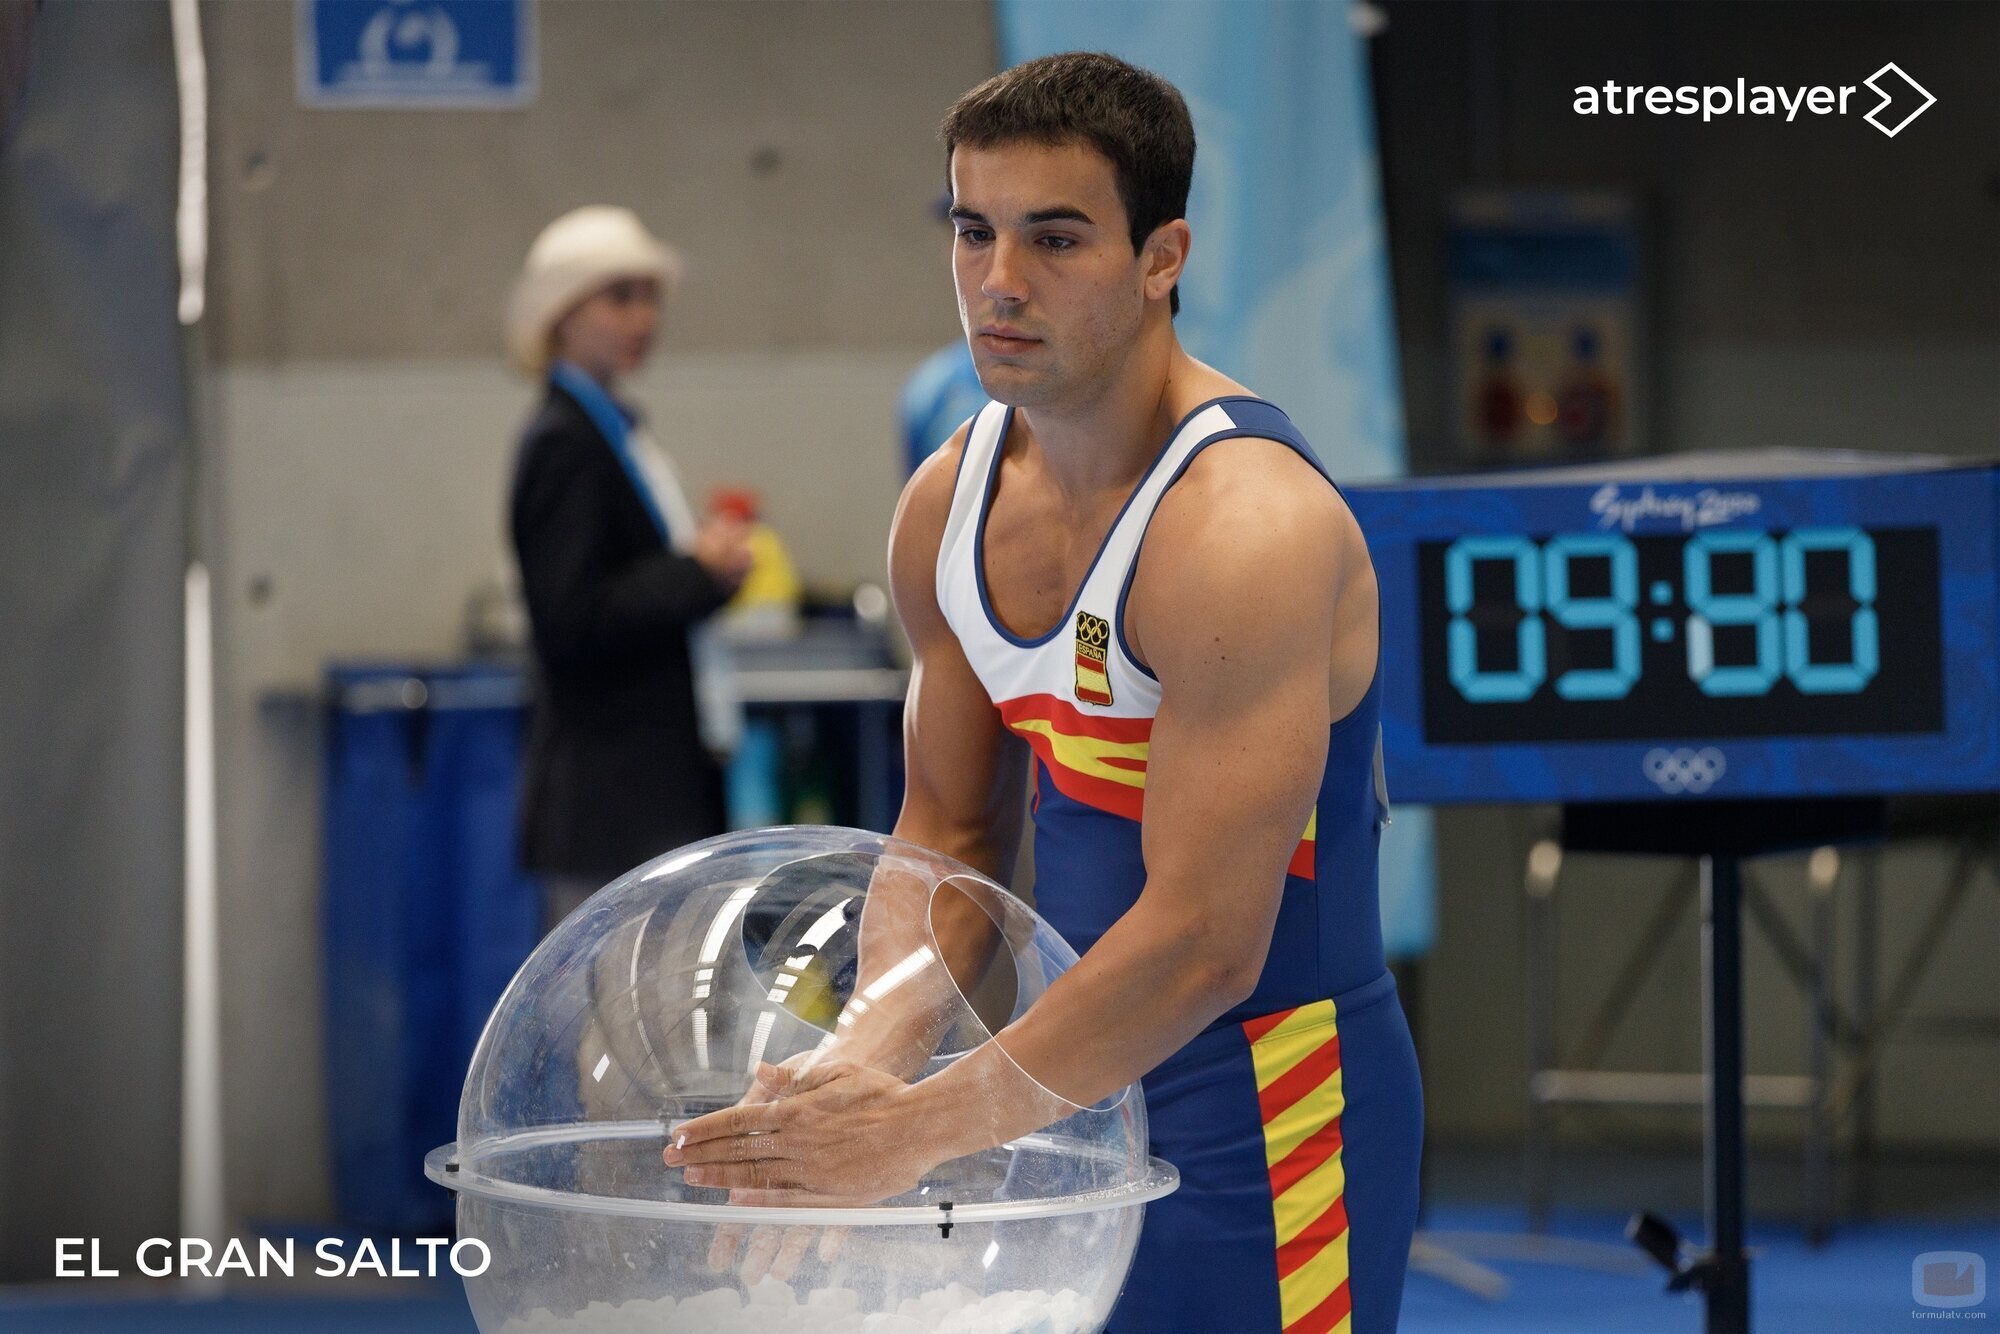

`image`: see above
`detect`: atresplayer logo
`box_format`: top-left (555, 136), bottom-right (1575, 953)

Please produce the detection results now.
top-left (1573, 63), bottom-right (1934, 137)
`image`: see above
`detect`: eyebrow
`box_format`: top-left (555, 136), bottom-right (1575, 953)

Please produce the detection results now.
top-left (949, 204), bottom-right (1098, 228)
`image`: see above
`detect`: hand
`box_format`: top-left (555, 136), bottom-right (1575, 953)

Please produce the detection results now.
top-left (677, 1054), bottom-right (849, 1283)
top-left (693, 515), bottom-right (753, 588)
top-left (665, 1059), bottom-right (938, 1201)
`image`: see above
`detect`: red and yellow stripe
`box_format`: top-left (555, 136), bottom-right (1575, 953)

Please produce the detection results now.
top-left (999, 693), bottom-right (1151, 821)
top-left (1245, 999), bottom-right (1350, 1334)
top-left (998, 693), bottom-right (1318, 878)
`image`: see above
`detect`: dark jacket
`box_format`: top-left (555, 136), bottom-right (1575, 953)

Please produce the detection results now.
top-left (509, 381), bottom-right (732, 880)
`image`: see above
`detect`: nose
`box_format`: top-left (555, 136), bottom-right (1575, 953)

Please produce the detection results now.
top-left (980, 235), bottom-right (1029, 306)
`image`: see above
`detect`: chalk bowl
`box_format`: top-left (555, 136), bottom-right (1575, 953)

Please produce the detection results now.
top-left (427, 826), bottom-right (1176, 1332)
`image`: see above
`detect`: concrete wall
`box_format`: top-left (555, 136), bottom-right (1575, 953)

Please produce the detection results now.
top-left (201, 0), bottom-right (994, 1224)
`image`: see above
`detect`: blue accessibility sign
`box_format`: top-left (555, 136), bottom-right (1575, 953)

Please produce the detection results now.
top-left (297, 0), bottom-right (536, 108)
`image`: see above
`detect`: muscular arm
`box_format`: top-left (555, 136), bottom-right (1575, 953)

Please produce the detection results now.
top-left (886, 433), bottom-right (1030, 883)
top-left (830, 429), bottom-right (1028, 1074)
top-left (907, 441), bottom-right (1346, 1138)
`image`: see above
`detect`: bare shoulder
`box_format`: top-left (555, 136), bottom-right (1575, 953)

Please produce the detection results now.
top-left (887, 419), bottom-right (975, 629)
top-left (1151, 439), bottom-right (1359, 586)
top-left (1127, 439), bottom-right (1362, 670)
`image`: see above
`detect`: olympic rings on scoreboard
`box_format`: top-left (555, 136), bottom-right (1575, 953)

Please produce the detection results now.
top-left (1643, 747), bottom-right (1727, 794)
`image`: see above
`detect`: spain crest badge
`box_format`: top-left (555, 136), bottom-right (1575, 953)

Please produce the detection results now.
top-left (1074, 611), bottom-right (1113, 706)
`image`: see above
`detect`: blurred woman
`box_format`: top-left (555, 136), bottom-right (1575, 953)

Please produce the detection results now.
top-left (505, 206), bottom-right (751, 933)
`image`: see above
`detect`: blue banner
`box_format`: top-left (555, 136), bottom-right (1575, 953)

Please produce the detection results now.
top-left (298, 0), bottom-right (536, 108)
top-left (996, 0), bottom-right (1435, 958)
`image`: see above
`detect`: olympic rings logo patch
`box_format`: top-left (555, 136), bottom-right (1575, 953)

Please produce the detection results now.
top-left (1643, 747), bottom-right (1726, 794)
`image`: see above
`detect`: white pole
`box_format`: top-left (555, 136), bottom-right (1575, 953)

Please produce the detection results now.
top-left (169, 0), bottom-right (206, 326)
top-left (182, 564), bottom-right (227, 1283)
top-left (171, 0), bottom-right (224, 1271)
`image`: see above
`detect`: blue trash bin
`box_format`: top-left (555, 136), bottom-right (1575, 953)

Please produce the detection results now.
top-left (322, 662), bottom-right (540, 1232)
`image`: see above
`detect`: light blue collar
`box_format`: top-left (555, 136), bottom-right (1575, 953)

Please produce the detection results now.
top-left (548, 361), bottom-right (670, 543)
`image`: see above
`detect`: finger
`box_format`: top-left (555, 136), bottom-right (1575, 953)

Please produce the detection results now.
top-left (706, 1220), bottom-right (748, 1274)
top-left (817, 1226), bottom-right (848, 1265)
top-left (674, 1129), bottom-right (786, 1168)
top-left (684, 1160), bottom-right (786, 1191)
top-left (669, 1102), bottom-right (781, 1150)
top-left (738, 1225), bottom-right (783, 1285)
top-left (770, 1227), bottom-right (816, 1283)
top-left (759, 1057), bottom-right (845, 1097)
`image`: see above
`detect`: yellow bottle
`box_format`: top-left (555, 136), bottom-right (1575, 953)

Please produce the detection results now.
top-left (711, 489), bottom-right (801, 632)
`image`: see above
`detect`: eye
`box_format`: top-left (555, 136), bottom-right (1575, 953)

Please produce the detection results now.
top-left (1037, 235), bottom-right (1076, 252)
top-left (955, 227), bottom-right (992, 247)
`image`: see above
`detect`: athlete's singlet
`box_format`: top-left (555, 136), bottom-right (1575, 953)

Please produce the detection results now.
top-left (937, 397), bottom-right (1423, 1333)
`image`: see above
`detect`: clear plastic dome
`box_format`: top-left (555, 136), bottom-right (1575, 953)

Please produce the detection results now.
top-left (427, 826), bottom-right (1176, 1333)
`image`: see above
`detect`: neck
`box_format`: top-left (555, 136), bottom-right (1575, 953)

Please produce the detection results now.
top-left (1015, 318), bottom-right (1188, 498)
top-left (555, 358), bottom-right (617, 394)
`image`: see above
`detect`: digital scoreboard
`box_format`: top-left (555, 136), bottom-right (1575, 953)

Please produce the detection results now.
top-left (1344, 452), bottom-right (2000, 803)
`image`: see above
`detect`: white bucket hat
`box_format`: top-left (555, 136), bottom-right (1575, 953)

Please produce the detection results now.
top-left (505, 205), bottom-right (685, 376)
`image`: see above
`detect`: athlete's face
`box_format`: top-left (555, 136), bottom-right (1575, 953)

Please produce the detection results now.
top-left (949, 140), bottom-right (1173, 409)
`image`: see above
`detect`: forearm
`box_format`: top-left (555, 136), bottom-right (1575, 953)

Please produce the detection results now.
top-left (821, 794), bottom-right (1022, 1073)
top-left (890, 805), bottom-right (1018, 888)
top-left (830, 840), bottom-right (1008, 1078)
top-left (906, 896), bottom-right (1260, 1162)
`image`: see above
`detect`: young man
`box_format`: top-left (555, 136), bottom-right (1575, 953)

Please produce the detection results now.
top-left (670, 53), bottom-right (1422, 1332)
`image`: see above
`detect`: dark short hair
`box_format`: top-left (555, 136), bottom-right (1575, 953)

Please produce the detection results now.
top-left (941, 52), bottom-right (1194, 316)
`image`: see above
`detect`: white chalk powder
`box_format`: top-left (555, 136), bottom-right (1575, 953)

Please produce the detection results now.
top-left (496, 1283), bottom-right (1091, 1334)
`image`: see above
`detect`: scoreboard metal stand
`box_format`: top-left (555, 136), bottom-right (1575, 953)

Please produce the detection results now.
top-left (1345, 450), bottom-right (2000, 1334)
top-left (1523, 832), bottom-right (1843, 1248)
top-left (1558, 796), bottom-right (1884, 1334)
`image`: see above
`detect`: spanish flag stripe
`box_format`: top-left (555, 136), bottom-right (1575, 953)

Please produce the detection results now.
top-left (1270, 1109), bottom-right (1346, 1199)
top-left (1241, 1006), bottom-right (1297, 1045)
top-left (1277, 1188), bottom-right (1350, 1277)
top-left (1263, 1067), bottom-right (1346, 1167)
top-left (1272, 1147), bottom-right (1347, 1249)
top-left (1264, 1064), bottom-right (1344, 1168)
top-left (1249, 1003), bottom-right (1340, 1088)
top-left (1000, 692), bottom-right (1315, 868)
top-left (1279, 1240), bottom-right (1350, 1328)
top-left (998, 693), bottom-right (1154, 743)
top-left (1005, 719), bottom-right (1150, 781)
top-left (1006, 720), bottom-right (1147, 821)
top-left (1246, 1001), bottom-right (1351, 1330)
top-left (1258, 1033), bottom-right (1343, 1123)
top-left (1284, 1277), bottom-right (1353, 1334)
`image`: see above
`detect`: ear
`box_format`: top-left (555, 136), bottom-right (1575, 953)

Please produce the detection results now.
top-left (1140, 219), bottom-right (1191, 304)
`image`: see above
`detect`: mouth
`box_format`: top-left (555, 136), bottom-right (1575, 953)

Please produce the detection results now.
top-left (977, 329), bottom-right (1042, 356)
